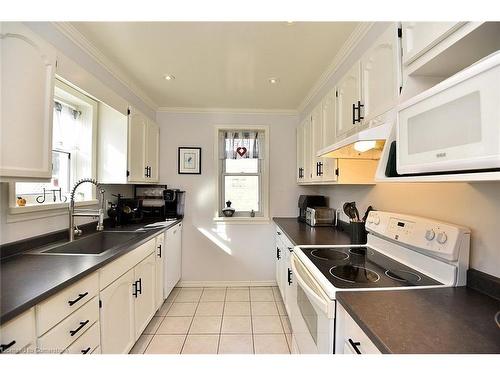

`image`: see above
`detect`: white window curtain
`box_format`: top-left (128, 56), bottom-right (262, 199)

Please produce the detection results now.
top-left (219, 130), bottom-right (265, 159)
top-left (53, 101), bottom-right (82, 151)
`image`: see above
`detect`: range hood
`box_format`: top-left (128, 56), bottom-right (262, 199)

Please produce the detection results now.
top-left (317, 120), bottom-right (392, 160)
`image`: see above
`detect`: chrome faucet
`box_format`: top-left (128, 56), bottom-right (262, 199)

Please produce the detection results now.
top-left (69, 178), bottom-right (105, 242)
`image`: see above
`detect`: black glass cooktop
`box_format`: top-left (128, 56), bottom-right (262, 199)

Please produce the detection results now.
top-left (301, 246), bottom-right (442, 289)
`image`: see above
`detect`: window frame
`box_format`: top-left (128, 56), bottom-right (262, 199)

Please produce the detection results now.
top-left (8, 78), bottom-right (98, 219)
top-left (214, 125), bottom-right (270, 222)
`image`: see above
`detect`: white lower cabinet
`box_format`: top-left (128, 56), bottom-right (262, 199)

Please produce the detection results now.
top-left (154, 233), bottom-right (165, 310)
top-left (100, 269), bottom-right (136, 354)
top-left (0, 308), bottom-right (36, 354)
top-left (274, 225), bottom-right (295, 316)
top-left (63, 322), bottom-right (100, 354)
top-left (164, 223), bottom-right (182, 298)
top-left (336, 304), bottom-right (381, 354)
top-left (133, 253), bottom-right (156, 339)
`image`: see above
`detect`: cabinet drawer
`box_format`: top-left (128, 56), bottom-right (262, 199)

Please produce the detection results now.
top-left (99, 238), bottom-right (156, 290)
top-left (343, 310), bottom-right (381, 354)
top-left (63, 322), bottom-right (100, 354)
top-left (0, 308), bottom-right (36, 354)
top-left (38, 297), bottom-right (99, 354)
top-left (36, 273), bottom-right (98, 335)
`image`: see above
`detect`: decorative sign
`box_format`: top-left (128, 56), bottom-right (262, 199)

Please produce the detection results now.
top-left (178, 147), bottom-right (202, 174)
top-left (236, 146), bottom-right (247, 157)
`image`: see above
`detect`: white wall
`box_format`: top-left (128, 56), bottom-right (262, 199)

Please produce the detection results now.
top-left (311, 183), bottom-right (500, 278)
top-left (157, 111), bottom-right (302, 283)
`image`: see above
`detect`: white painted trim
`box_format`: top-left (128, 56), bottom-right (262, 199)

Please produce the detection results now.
top-left (297, 22), bottom-right (374, 113)
top-left (157, 106), bottom-right (298, 116)
top-left (177, 280), bottom-right (277, 288)
top-left (52, 22), bottom-right (158, 112)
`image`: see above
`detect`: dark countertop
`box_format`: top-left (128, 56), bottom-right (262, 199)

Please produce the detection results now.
top-left (0, 220), bottom-right (181, 324)
top-left (272, 217), bottom-right (351, 246)
top-left (337, 287), bottom-right (500, 354)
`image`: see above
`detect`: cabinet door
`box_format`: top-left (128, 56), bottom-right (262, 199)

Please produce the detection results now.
top-left (310, 105), bottom-right (323, 182)
top-left (361, 24), bottom-right (400, 123)
top-left (296, 125), bottom-right (304, 183)
top-left (134, 253), bottom-right (156, 339)
top-left (165, 223), bottom-right (182, 298)
top-left (321, 89), bottom-right (336, 148)
top-left (100, 269), bottom-right (135, 354)
top-left (145, 120), bottom-right (159, 182)
top-left (302, 117), bottom-right (312, 182)
top-left (0, 22), bottom-right (56, 180)
top-left (402, 22), bottom-right (463, 65)
top-left (154, 233), bottom-right (165, 310)
top-left (127, 108), bottom-right (147, 182)
top-left (336, 62), bottom-right (361, 140)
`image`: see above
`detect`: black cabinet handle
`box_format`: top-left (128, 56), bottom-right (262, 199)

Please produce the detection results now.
top-left (318, 162), bottom-right (323, 176)
top-left (81, 347), bottom-right (91, 354)
top-left (348, 338), bottom-right (362, 354)
top-left (357, 101), bottom-right (364, 122)
top-left (157, 244), bottom-right (162, 258)
top-left (68, 292), bottom-right (89, 307)
top-left (0, 340), bottom-right (16, 353)
top-left (69, 320), bottom-right (90, 337)
top-left (144, 166), bottom-right (148, 177)
top-left (287, 268), bottom-right (292, 285)
top-left (277, 231), bottom-right (281, 236)
top-left (136, 278), bottom-right (142, 295)
top-left (352, 103), bottom-right (356, 124)
top-left (276, 247), bottom-right (281, 260)
top-left (148, 166), bottom-right (152, 177)
top-left (287, 247), bottom-right (293, 252)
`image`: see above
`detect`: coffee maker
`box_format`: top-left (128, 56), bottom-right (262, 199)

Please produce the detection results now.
top-left (164, 189), bottom-right (185, 219)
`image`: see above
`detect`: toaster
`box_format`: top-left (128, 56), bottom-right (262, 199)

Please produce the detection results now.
top-left (305, 207), bottom-right (335, 227)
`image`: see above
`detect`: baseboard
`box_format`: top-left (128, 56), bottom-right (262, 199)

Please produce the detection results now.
top-left (177, 280), bottom-right (277, 288)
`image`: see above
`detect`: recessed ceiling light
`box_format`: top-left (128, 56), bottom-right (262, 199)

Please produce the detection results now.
top-left (268, 77), bottom-right (279, 84)
top-left (164, 74), bottom-right (175, 81)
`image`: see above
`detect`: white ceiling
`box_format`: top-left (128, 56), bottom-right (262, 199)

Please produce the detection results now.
top-left (71, 22), bottom-right (359, 111)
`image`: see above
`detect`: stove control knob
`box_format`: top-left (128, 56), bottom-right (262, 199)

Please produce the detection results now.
top-left (437, 232), bottom-right (448, 244)
top-left (425, 229), bottom-right (435, 241)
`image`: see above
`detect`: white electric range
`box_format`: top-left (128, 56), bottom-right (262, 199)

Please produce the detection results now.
top-left (288, 211), bottom-right (470, 354)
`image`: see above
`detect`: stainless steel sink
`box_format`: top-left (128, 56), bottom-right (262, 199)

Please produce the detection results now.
top-left (40, 231), bottom-right (142, 256)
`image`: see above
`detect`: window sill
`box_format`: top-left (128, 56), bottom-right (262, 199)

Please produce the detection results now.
top-left (213, 216), bottom-right (270, 224)
top-left (7, 200), bottom-right (99, 223)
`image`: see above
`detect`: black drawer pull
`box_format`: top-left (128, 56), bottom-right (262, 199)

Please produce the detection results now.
top-left (357, 101), bottom-right (364, 122)
top-left (277, 231), bottom-right (281, 235)
top-left (133, 281), bottom-right (138, 298)
top-left (81, 347), bottom-right (91, 354)
top-left (287, 268), bottom-right (292, 285)
top-left (157, 244), bottom-right (162, 258)
top-left (348, 338), bottom-right (362, 354)
top-left (352, 103), bottom-right (356, 124)
top-left (276, 247), bottom-right (281, 260)
top-left (0, 340), bottom-right (16, 353)
top-left (287, 247), bottom-right (293, 252)
top-left (70, 320), bottom-right (90, 337)
top-left (68, 292), bottom-right (89, 306)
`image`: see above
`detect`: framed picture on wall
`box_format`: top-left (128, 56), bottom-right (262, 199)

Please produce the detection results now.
top-left (178, 147), bottom-right (202, 174)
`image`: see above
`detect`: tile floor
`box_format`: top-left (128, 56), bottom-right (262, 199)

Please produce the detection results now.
top-left (129, 286), bottom-right (292, 354)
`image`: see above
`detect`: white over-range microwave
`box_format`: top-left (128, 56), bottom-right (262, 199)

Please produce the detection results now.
top-left (397, 51), bottom-right (500, 175)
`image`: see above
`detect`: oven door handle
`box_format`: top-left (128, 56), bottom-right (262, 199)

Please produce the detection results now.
top-left (291, 255), bottom-right (334, 318)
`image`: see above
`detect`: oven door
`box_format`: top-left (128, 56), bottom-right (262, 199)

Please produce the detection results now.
top-left (290, 254), bottom-right (335, 354)
top-left (397, 52), bottom-right (500, 174)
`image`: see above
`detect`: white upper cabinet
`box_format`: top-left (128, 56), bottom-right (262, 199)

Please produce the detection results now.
top-left (361, 24), bottom-right (401, 123)
top-left (127, 107), bottom-right (148, 182)
top-left (296, 124), bottom-right (305, 183)
top-left (402, 22), bottom-right (464, 65)
top-left (310, 104), bottom-right (323, 182)
top-left (145, 120), bottom-right (160, 182)
top-left (0, 22), bottom-right (57, 181)
top-left (321, 89), bottom-right (336, 148)
top-left (335, 61), bottom-right (362, 140)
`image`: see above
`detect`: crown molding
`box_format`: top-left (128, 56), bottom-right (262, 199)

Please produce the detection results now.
top-left (52, 22), bottom-right (159, 111)
top-left (157, 106), bottom-right (298, 116)
top-left (297, 22), bottom-right (375, 114)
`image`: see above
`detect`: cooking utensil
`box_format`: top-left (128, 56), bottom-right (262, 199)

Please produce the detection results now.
top-left (362, 206), bottom-right (374, 222)
top-left (351, 202), bottom-right (360, 221)
top-left (343, 202), bottom-right (359, 222)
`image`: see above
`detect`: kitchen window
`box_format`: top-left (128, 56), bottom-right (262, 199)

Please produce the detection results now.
top-left (11, 79), bottom-right (98, 212)
top-left (216, 126), bottom-right (269, 220)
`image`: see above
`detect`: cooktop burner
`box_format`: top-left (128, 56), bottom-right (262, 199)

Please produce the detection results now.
top-left (298, 246), bottom-right (442, 289)
top-left (349, 247), bottom-right (374, 256)
top-left (310, 248), bottom-right (349, 262)
top-left (385, 269), bottom-right (422, 283)
top-left (329, 265), bottom-right (380, 284)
